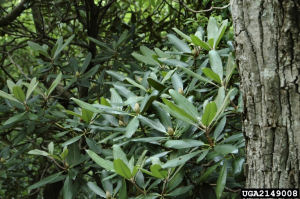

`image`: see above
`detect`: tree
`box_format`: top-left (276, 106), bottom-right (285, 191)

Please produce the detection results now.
top-left (231, 0), bottom-right (299, 188)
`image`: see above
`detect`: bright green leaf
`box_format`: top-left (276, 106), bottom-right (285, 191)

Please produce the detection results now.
top-left (202, 102), bottom-right (217, 127)
top-left (114, 159), bottom-right (132, 179)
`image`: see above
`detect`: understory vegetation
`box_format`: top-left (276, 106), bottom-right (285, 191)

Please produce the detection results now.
top-left (0, 1), bottom-right (244, 198)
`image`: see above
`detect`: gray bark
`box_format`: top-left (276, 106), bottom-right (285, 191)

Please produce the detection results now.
top-left (231, 0), bottom-right (300, 188)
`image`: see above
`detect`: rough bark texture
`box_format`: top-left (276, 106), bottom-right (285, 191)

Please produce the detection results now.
top-left (231, 0), bottom-right (300, 189)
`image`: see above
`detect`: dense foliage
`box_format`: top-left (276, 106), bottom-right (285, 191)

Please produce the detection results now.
top-left (0, 1), bottom-right (244, 198)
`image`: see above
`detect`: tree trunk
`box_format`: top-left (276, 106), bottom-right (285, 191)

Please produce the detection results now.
top-left (231, 0), bottom-right (300, 188)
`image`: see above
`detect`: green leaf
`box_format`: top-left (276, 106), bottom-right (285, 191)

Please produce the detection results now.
top-left (26, 77), bottom-right (38, 100)
top-left (169, 89), bottom-right (199, 119)
top-left (88, 37), bottom-right (115, 53)
top-left (155, 47), bottom-right (171, 58)
top-left (172, 27), bottom-right (191, 42)
top-left (81, 64), bottom-right (100, 79)
top-left (48, 142), bottom-right (54, 155)
top-left (138, 115), bottom-right (166, 133)
top-left (150, 164), bottom-right (168, 179)
top-left (87, 182), bottom-right (106, 198)
top-left (164, 139), bottom-right (204, 149)
top-left (125, 117), bottom-right (139, 138)
top-left (216, 162), bottom-right (227, 199)
top-left (7, 79), bottom-right (15, 93)
top-left (81, 52), bottom-right (92, 73)
top-left (64, 110), bottom-right (82, 118)
top-left (225, 54), bottom-right (236, 85)
top-left (167, 185), bottom-right (193, 197)
top-left (3, 112), bottom-right (26, 125)
top-left (100, 97), bottom-right (111, 106)
top-left (161, 68), bottom-right (176, 84)
top-left (62, 176), bottom-right (73, 199)
top-left (0, 90), bottom-right (23, 104)
top-left (113, 145), bottom-right (128, 165)
top-left (71, 98), bottom-right (101, 113)
top-left (190, 35), bottom-right (211, 51)
top-left (28, 172), bottom-right (64, 190)
top-left (147, 78), bottom-right (166, 91)
top-left (140, 46), bottom-right (156, 57)
top-left (214, 87), bottom-right (225, 109)
top-left (125, 77), bottom-right (147, 91)
top-left (213, 117), bottom-right (226, 140)
top-left (12, 86), bottom-right (25, 102)
top-left (110, 88), bottom-right (123, 108)
top-left (27, 41), bottom-right (49, 57)
top-left (81, 108), bottom-right (94, 123)
top-left (62, 135), bottom-right (82, 147)
top-left (202, 68), bottom-right (222, 84)
top-left (171, 72), bottom-right (183, 92)
top-left (214, 20), bottom-right (228, 49)
top-left (207, 17), bottom-right (218, 47)
top-left (114, 159), bottom-right (132, 179)
top-left (47, 72), bottom-right (62, 96)
top-left (119, 178), bottom-right (128, 199)
top-left (209, 50), bottom-right (223, 80)
top-left (158, 58), bottom-right (189, 67)
top-left (28, 149), bottom-right (49, 156)
top-left (211, 88), bottom-right (236, 123)
top-left (196, 149), bottom-right (209, 163)
top-left (214, 144), bottom-right (238, 155)
top-left (132, 52), bottom-right (159, 66)
top-left (106, 70), bottom-right (126, 81)
top-left (202, 102), bottom-right (217, 127)
top-left (153, 102), bottom-right (172, 128)
top-left (161, 99), bottom-right (198, 125)
top-left (53, 35), bottom-right (74, 59)
top-left (167, 34), bottom-right (191, 53)
top-left (86, 150), bottom-right (114, 171)
top-left (60, 147), bottom-right (69, 160)
top-left (199, 163), bottom-right (219, 182)
top-left (177, 66), bottom-right (216, 86)
top-left (162, 151), bottom-right (201, 168)
top-left (167, 172), bottom-right (183, 192)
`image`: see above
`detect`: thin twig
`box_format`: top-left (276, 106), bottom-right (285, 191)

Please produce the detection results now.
top-left (7, 52), bottom-right (30, 80)
top-left (209, 183), bottom-right (241, 193)
top-left (176, 0), bottom-right (230, 13)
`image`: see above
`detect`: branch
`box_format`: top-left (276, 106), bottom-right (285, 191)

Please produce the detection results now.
top-left (176, 0), bottom-right (230, 13)
top-left (0, 0), bottom-right (33, 27)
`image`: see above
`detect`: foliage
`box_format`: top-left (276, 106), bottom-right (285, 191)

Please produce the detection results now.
top-left (0, 12), bottom-right (244, 198)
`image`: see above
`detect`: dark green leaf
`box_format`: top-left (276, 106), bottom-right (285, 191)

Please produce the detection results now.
top-left (147, 78), bottom-right (166, 91)
top-left (167, 185), bottom-right (193, 197)
top-left (216, 162), bottom-right (227, 199)
top-left (28, 172), bottom-right (64, 190)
